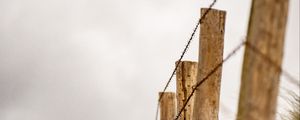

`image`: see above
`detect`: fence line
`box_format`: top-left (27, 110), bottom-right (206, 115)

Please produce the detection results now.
top-left (174, 40), bottom-right (246, 120)
top-left (173, 40), bottom-right (299, 119)
top-left (155, 0), bottom-right (299, 119)
top-left (155, 0), bottom-right (217, 120)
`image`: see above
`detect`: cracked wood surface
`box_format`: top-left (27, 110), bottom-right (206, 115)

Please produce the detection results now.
top-left (176, 61), bottom-right (197, 120)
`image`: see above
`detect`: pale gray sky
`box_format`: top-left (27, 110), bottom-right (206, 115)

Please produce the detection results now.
top-left (0, 0), bottom-right (299, 120)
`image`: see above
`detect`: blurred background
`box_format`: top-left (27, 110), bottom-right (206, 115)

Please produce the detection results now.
top-left (0, 0), bottom-right (298, 120)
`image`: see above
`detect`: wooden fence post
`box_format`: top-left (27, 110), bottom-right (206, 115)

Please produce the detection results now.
top-left (192, 8), bottom-right (226, 120)
top-left (237, 0), bottom-right (289, 120)
top-left (176, 61), bottom-right (197, 120)
top-left (159, 92), bottom-right (176, 120)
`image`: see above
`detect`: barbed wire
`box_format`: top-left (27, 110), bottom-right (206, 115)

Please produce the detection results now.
top-left (174, 40), bottom-right (246, 120)
top-left (155, 0), bottom-right (298, 119)
top-left (173, 40), bottom-right (299, 120)
top-left (155, 0), bottom-right (217, 120)
top-left (245, 41), bottom-right (299, 86)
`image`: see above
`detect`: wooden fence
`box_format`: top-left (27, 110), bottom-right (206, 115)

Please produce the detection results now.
top-left (157, 0), bottom-right (291, 119)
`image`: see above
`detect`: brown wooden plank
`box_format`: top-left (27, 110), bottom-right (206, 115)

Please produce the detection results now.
top-left (192, 8), bottom-right (226, 120)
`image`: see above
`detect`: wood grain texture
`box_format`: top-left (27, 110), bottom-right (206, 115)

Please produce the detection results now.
top-left (159, 92), bottom-right (176, 120)
top-left (192, 8), bottom-right (226, 120)
top-left (237, 0), bottom-right (289, 120)
top-left (176, 61), bottom-right (197, 120)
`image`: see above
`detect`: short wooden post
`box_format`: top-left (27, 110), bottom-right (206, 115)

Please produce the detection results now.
top-left (237, 0), bottom-right (289, 120)
top-left (176, 61), bottom-right (197, 120)
top-left (159, 92), bottom-right (176, 120)
top-left (192, 8), bottom-right (226, 120)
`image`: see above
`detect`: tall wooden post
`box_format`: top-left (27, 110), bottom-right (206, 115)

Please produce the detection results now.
top-left (192, 8), bottom-right (226, 120)
top-left (237, 0), bottom-right (289, 120)
top-left (176, 61), bottom-right (197, 120)
top-left (159, 92), bottom-right (176, 120)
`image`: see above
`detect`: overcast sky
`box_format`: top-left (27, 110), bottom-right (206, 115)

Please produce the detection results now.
top-left (0, 0), bottom-right (299, 120)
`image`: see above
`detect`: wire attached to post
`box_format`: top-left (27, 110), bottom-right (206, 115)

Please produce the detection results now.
top-left (155, 0), bottom-right (217, 120)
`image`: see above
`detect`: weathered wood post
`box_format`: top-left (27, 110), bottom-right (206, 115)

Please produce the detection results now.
top-left (159, 92), bottom-right (176, 120)
top-left (176, 61), bottom-right (197, 120)
top-left (237, 0), bottom-right (289, 120)
top-left (192, 8), bottom-right (226, 120)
